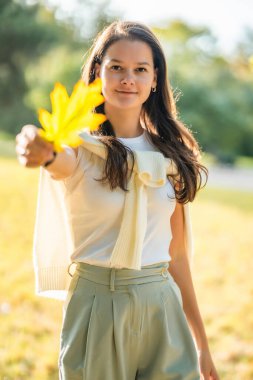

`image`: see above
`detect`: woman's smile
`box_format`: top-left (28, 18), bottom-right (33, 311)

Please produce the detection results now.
top-left (115, 90), bottom-right (138, 94)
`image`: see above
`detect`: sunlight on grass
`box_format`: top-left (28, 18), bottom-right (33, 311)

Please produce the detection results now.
top-left (1, 156), bottom-right (252, 379)
top-left (0, 158), bottom-right (62, 379)
top-left (192, 187), bottom-right (253, 380)
top-left (235, 156), bottom-right (253, 169)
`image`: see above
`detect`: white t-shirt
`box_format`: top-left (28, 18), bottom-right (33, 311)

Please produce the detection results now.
top-left (63, 129), bottom-right (176, 267)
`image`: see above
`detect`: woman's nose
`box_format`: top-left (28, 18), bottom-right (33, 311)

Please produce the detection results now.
top-left (120, 72), bottom-right (135, 85)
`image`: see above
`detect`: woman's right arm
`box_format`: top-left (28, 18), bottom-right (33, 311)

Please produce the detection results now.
top-left (15, 125), bottom-right (78, 180)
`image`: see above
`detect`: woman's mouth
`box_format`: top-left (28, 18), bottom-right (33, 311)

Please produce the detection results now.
top-left (115, 90), bottom-right (137, 95)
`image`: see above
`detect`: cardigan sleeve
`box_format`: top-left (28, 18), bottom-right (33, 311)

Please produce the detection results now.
top-left (32, 168), bottom-right (73, 300)
top-left (32, 146), bottom-right (101, 300)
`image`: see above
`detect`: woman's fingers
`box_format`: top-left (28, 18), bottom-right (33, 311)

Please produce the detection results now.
top-left (210, 367), bottom-right (220, 380)
top-left (200, 367), bottom-right (219, 380)
top-left (20, 124), bottom-right (38, 139)
top-left (201, 371), bottom-right (209, 380)
top-left (16, 125), bottom-right (54, 167)
top-left (16, 145), bottom-right (29, 156)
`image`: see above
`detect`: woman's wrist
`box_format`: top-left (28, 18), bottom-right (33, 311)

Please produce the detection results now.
top-left (195, 337), bottom-right (210, 353)
top-left (190, 324), bottom-right (210, 352)
top-left (43, 151), bottom-right (57, 167)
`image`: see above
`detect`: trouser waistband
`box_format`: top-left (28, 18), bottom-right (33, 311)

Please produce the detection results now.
top-left (69, 262), bottom-right (170, 291)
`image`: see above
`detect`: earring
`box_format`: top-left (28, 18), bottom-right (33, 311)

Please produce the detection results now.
top-left (152, 87), bottom-right (156, 92)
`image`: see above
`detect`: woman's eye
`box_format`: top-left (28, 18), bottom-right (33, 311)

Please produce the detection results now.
top-left (111, 65), bottom-right (121, 71)
top-left (136, 67), bottom-right (147, 72)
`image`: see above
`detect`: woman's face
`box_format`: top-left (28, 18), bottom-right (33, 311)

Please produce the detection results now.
top-left (95, 39), bottom-right (157, 112)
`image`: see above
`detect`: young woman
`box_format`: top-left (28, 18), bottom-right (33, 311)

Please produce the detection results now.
top-left (16, 21), bottom-right (219, 380)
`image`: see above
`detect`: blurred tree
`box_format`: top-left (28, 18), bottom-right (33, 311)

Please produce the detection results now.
top-left (1, 4), bottom-right (252, 162)
top-left (154, 20), bottom-right (253, 162)
top-left (24, 0), bottom-right (115, 115)
top-left (0, 0), bottom-right (75, 134)
top-left (48, 0), bottom-right (117, 39)
top-left (0, 0), bottom-right (114, 135)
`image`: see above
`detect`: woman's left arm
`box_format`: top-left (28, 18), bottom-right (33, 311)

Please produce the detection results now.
top-left (169, 201), bottom-right (220, 380)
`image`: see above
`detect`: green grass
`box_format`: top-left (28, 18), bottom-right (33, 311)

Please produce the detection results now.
top-left (196, 186), bottom-right (253, 213)
top-left (192, 185), bottom-right (253, 380)
top-left (235, 155), bottom-right (253, 169)
top-left (1, 156), bottom-right (253, 379)
top-left (0, 158), bottom-right (62, 379)
top-left (201, 152), bottom-right (253, 169)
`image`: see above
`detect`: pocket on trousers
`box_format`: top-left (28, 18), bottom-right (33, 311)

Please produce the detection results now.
top-left (170, 279), bottom-right (183, 308)
top-left (162, 275), bottom-right (183, 309)
top-left (63, 273), bottom-right (80, 314)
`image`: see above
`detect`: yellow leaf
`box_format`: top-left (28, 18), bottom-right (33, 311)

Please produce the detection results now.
top-left (37, 78), bottom-right (106, 152)
top-left (50, 82), bottom-right (69, 132)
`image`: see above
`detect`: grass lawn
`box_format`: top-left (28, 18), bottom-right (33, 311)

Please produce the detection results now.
top-left (0, 156), bottom-right (253, 379)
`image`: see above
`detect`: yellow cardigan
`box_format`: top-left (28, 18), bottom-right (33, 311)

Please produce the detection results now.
top-left (33, 132), bottom-right (194, 299)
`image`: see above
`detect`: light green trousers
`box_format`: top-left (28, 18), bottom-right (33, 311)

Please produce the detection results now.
top-left (59, 262), bottom-right (200, 380)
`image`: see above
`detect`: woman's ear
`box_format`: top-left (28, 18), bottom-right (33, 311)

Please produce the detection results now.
top-left (94, 63), bottom-right (101, 79)
top-left (152, 68), bottom-right (158, 88)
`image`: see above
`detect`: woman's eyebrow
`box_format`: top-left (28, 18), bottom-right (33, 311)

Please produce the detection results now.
top-left (108, 58), bottom-right (151, 66)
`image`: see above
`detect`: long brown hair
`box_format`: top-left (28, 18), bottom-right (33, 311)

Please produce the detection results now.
top-left (82, 21), bottom-right (208, 203)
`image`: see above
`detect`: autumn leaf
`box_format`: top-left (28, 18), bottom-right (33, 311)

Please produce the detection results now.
top-left (38, 78), bottom-right (106, 152)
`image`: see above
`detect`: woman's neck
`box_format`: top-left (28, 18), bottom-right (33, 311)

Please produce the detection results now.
top-left (105, 104), bottom-right (143, 138)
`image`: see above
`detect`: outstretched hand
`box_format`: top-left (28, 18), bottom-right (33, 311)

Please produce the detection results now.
top-left (16, 125), bottom-right (55, 168)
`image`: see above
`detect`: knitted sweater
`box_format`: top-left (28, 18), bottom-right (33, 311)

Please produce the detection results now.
top-left (33, 131), bottom-right (194, 300)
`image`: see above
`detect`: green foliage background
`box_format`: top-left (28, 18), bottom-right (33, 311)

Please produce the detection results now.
top-left (0, 0), bottom-right (253, 163)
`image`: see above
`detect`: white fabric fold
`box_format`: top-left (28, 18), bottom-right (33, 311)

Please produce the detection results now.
top-left (79, 133), bottom-right (181, 269)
